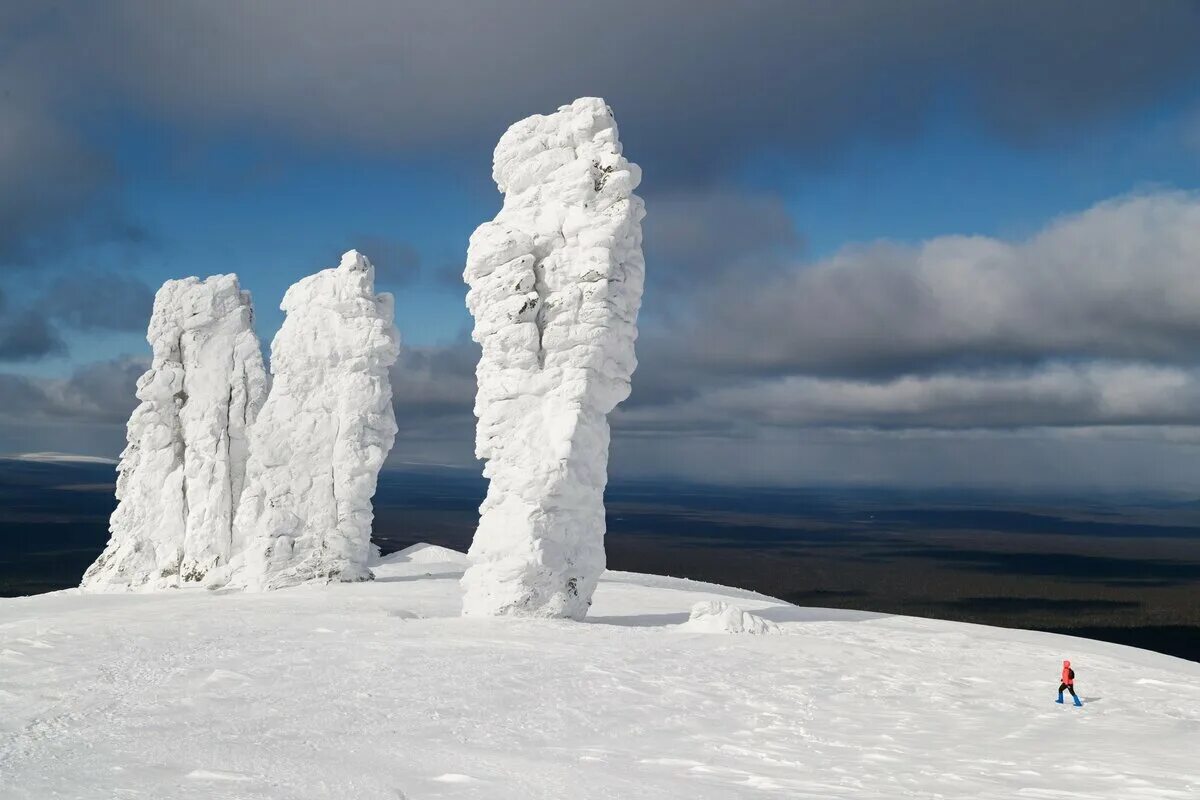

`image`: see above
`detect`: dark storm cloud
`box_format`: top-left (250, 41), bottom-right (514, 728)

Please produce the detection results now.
top-left (0, 310), bottom-right (66, 362)
top-left (0, 267), bottom-right (155, 362)
top-left (5, 1), bottom-right (1199, 183)
top-left (0, 65), bottom-right (151, 279)
top-left (389, 340), bottom-right (478, 425)
top-left (2, 0), bottom-right (1197, 326)
top-left (58, 356), bottom-right (147, 423)
top-left (0, 356), bottom-right (143, 423)
top-left (39, 270), bottom-right (156, 332)
top-left (643, 191), bottom-right (802, 292)
top-left (0, 101), bottom-right (117, 267)
top-left (356, 237), bottom-right (422, 287)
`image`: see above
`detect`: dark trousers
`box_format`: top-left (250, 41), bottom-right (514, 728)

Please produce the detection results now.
top-left (1058, 683), bottom-right (1077, 697)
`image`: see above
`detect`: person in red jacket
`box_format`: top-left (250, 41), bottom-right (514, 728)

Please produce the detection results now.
top-left (1057, 659), bottom-right (1082, 706)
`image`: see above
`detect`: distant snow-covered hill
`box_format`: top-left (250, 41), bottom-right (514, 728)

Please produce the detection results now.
top-left (1, 544), bottom-right (1196, 799)
top-left (7, 452), bottom-right (119, 465)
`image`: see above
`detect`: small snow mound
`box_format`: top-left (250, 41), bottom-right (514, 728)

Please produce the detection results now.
top-left (186, 769), bottom-right (253, 782)
top-left (379, 543), bottom-right (469, 566)
top-left (680, 601), bottom-right (780, 635)
top-left (431, 774), bottom-right (479, 784)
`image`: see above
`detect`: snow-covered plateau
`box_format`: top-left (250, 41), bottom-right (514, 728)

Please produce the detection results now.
top-left (2, 544), bottom-right (1196, 799)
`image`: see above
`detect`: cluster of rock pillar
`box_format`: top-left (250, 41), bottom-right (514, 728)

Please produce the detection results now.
top-left (82, 252), bottom-right (399, 592)
top-left (82, 97), bottom-right (645, 622)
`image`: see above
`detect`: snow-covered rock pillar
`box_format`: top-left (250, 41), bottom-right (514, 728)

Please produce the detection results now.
top-left (460, 97), bottom-right (646, 619)
top-left (221, 250), bottom-right (399, 591)
top-left (82, 275), bottom-right (267, 591)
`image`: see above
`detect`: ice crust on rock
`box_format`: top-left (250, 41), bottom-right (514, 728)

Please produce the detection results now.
top-left (82, 275), bottom-right (267, 591)
top-left (460, 97), bottom-right (646, 619)
top-left (681, 601), bottom-right (781, 635)
top-left (221, 251), bottom-right (399, 591)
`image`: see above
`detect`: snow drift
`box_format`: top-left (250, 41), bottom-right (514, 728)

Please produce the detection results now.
top-left (377, 543), bottom-right (470, 567)
top-left (220, 250), bottom-right (399, 591)
top-left (460, 97), bottom-right (647, 619)
top-left (82, 275), bottom-right (267, 591)
top-left (680, 600), bottom-right (781, 635)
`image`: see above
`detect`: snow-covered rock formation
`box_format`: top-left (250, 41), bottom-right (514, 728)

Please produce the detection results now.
top-left (82, 275), bottom-right (267, 591)
top-left (220, 250), bottom-right (399, 591)
top-left (680, 601), bottom-right (781, 635)
top-left (460, 97), bottom-right (646, 619)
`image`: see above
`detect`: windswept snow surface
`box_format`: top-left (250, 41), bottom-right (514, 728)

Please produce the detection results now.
top-left (81, 275), bottom-right (267, 592)
top-left (461, 97), bottom-right (646, 619)
top-left (221, 251), bottom-right (399, 591)
top-left (3, 549), bottom-right (1197, 799)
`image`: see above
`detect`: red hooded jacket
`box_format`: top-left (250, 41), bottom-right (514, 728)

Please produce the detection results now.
top-left (1061, 660), bottom-right (1075, 686)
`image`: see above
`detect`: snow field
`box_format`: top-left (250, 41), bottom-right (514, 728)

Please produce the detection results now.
top-left (4, 545), bottom-right (1198, 799)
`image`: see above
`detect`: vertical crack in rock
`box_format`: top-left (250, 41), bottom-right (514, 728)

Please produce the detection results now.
top-left (217, 250), bottom-right (400, 591)
top-left (460, 97), bottom-right (646, 619)
top-left (223, 372), bottom-right (236, 557)
top-left (175, 327), bottom-right (190, 581)
top-left (533, 257), bottom-right (549, 368)
top-left (81, 275), bottom-right (267, 592)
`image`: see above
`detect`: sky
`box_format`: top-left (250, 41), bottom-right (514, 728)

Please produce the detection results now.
top-left (3, 1), bottom-right (1200, 491)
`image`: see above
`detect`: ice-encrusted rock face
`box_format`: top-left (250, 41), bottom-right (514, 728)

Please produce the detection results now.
top-left (460, 98), bottom-right (646, 619)
top-left (221, 251), bottom-right (399, 591)
top-left (82, 275), bottom-right (267, 591)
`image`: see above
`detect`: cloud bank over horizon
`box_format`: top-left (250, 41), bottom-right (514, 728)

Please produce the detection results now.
top-left (6, 191), bottom-right (1200, 490)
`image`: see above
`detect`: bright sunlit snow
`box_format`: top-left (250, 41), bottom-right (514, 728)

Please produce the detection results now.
top-left (3, 544), bottom-right (1196, 799)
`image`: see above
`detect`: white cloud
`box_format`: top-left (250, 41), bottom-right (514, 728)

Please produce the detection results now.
top-left (667, 192), bottom-right (1200, 375)
top-left (620, 362), bottom-right (1200, 432)
top-left (610, 190), bottom-right (1200, 488)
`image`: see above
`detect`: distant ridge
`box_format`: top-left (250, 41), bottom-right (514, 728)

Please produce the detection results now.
top-left (8, 452), bottom-right (118, 465)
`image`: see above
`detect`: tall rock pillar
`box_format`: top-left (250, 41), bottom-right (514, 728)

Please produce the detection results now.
top-left (223, 250), bottom-right (399, 591)
top-left (461, 98), bottom-right (646, 619)
top-left (82, 275), bottom-right (267, 591)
